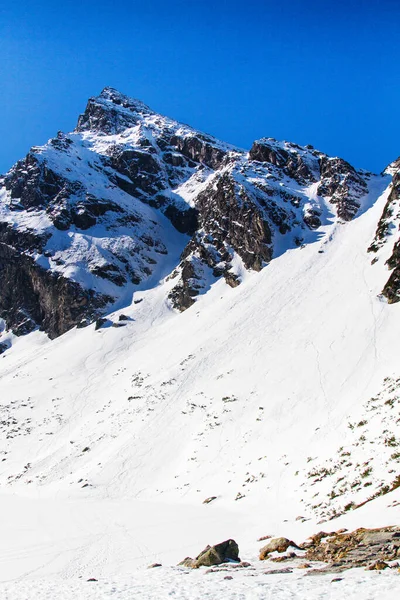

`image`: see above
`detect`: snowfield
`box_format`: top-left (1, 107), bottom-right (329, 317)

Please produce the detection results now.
top-left (1, 564), bottom-right (399, 600)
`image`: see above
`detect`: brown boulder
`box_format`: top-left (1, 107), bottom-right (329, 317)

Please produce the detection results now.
top-left (178, 539), bottom-right (240, 568)
top-left (259, 537), bottom-right (299, 560)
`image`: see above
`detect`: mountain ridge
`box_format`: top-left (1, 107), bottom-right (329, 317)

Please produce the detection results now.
top-left (1, 87), bottom-right (398, 344)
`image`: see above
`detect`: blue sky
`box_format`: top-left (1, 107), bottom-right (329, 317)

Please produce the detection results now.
top-left (0, 0), bottom-right (399, 174)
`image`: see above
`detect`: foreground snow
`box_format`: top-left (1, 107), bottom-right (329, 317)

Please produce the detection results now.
top-left (2, 565), bottom-right (400, 600)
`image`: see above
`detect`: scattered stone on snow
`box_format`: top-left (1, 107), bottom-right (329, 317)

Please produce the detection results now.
top-left (263, 567), bottom-right (293, 575)
top-left (203, 496), bottom-right (217, 504)
top-left (270, 552), bottom-right (299, 562)
top-left (257, 534), bottom-right (272, 542)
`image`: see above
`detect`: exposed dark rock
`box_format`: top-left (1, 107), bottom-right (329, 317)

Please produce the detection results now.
top-left (178, 539), bottom-right (240, 568)
top-left (4, 153), bottom-right (68, 211)
top-left (168, 261), bottom-right (200, 311)
top-left (386, 237), bottom-right (400, 273)
top-left (170, 134), bottom-right (227, 169)
top-left (0, 243), bottom-right (108, 339)
top-left (90, 264), bottom-right (127, 287)
top-left (383, 268), bottom-right (400, 304)
top-left (194, 173), bottom-right (271, 270)
top-left (163, 152), bottom-right (187, 167)
top-left (369, 167), bottom-right (400, 303)
top-left (249, 139), bottom-right (316, 184)
top-left (95, 318), bottom-right (107, 330)
top-left (0, 222), bottom-right (49, 254)
top-left (303, 209), bottom-right (322, 230)
top-left (380, 171), bottom-right (400, 303)
top-left (76, 87), bottom-right (154, 134)
top-left (224, 271), bottom-right (240, 288)
top-left (203, 496), bottom-right (217, 504)
top-left (0, 341), bottom-right (10, 355)
top-left (318, 156), bottom-right (368, 221)
top-left (168, 170), bottom-right (274, 310)
top-left (107, 145), bottom-right (165, 196)
top-left (368, 196), bottom-right (396, 252)
top-left (164, 205), bottom-right (198, 235)
top-left (72, 207), bottom-right (97, 230)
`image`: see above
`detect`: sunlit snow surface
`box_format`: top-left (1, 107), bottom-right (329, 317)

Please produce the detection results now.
top-left (0, 175), bottom-right (399, 597)
top-left (1, 565), bottom-right (399, 600)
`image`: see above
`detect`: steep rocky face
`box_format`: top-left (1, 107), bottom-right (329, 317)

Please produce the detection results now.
top-left (368, 158), bottom-right (400, 304)
top-left (249, 139), bottom-right (318, 184)
top-left (249, 138), bottom-right (369, 221)
top-left (167, 139), bottom-right (372, 309)
top-left (0, 87), bottom-right (381, 337)
top-left (194, 172), bottom-right (273, 271)
top-left (318, 156), bottom-right (369, 221)
top-left (169, 133), bottom-right (227, 170)
top-left (76, 87), bottom-right (155, 134)
top-left (383, 239), bottom-right (400, 303)
top-left (0, 241), bottom-right (105, 338)
top-left (381, 170), bottom-right (400, 303)
top-left (167, 169), bottom-right (273, 309)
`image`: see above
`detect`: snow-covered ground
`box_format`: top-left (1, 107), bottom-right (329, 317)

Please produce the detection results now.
top-left (0, 166), bottom-right (399, 597)
top-left (1, 563), bottom-right (399, 600)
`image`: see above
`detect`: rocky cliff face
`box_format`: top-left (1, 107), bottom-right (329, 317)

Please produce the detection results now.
top-left (368, 157), bottom-right (400, 304)
top-left (0, 88), bottom-right (384, 337)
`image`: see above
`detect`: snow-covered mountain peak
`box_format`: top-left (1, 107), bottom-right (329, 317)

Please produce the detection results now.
top-left (0, 89), bottom-right (398, 343)
top-left (76, 86), bottom-right (156, 134)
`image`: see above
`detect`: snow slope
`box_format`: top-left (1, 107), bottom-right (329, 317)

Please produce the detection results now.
top-left (0, 163), bottom-right (399, 598)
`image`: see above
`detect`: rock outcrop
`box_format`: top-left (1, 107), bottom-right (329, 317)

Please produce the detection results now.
top-left (259, 537), bottom-right (299, 560)
top-left (249, 139), bottom-right (317, 184)
top-left (178, 539), bottom-right (240, 568)
top-left (368, 158), bottom-right (400, 303)
top-left (258, 527), bottom-right (400, 575)
top-left (317, 156), bottom-right (368, 220)
top-left (0, 240), bottom-right (107, 338)
top-left (303, 526), bottom-right (400, 570)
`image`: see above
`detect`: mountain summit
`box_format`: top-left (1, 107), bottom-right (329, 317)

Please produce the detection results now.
top-left (0, 89), bottom-right (398, 341)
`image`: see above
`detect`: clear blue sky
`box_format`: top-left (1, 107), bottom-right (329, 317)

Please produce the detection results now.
top-left (0, 0), bottom-right (399, 174)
